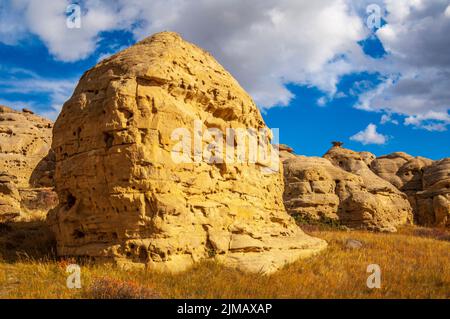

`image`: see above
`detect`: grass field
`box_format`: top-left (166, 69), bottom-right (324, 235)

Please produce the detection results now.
top-left (0, 217), bottom-right (449, 299)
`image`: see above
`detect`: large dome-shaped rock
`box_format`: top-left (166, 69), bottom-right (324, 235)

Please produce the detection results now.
top-left (47, 32), bottom-right (326, 274)
top-left (0, 105), bottom-right (57, 221)
top-left (319, 145), bottom-right (413, 231)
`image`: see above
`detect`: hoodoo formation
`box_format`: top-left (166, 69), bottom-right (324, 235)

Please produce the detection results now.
top-left (282, 141), bottom-right (449, 230)
top-left (47, 32), bottom-right (326, 274)
top-left (283, 144), bottom-right (413, 232)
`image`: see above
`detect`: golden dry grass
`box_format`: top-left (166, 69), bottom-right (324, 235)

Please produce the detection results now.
top-left (0, 220), bottom-right (449, 299)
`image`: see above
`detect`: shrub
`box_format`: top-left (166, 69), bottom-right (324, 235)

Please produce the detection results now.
top-left (84, 276), bottom-right (160, 299)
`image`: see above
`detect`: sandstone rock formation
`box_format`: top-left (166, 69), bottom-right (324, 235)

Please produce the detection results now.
top-left (0, 105), bottom-right (57, 221)
top-left (283, 146), bottom-right (412, 232)
top-left (284, 156), bottom-right (359, 223)
top-left (322, 145), bottom-right (413, 230)
top-left (415, 159), bottom-right (450, 226)
top-left (0, 172), bottom-right (21, 222)
top-left (370, 152), bottom-right (449, 227)
top-left (359, 151), bottom-right (376, 166)
top-left (370, 152), bottom-right (432, 191)
top-left (48, 32), bottom-right (326, 274)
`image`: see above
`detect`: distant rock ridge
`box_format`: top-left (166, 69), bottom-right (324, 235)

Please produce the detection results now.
top-left (277, 144), bottom-right (296, 161)
top-left (281, 141), bottom-right (448, 229)
top-left (283, 144), bottom-right (412, 232)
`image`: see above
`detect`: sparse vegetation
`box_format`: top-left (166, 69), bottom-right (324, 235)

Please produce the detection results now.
top-left (292, 213), bottom-right (347, 231)
top-left (83, 277), bottom-right (160, 299)
top-left (0, 218), bottom-right (449, 299)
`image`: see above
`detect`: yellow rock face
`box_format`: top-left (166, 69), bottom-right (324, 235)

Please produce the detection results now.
top-left (48, 32), bottom-right (326, 274)
top-left (319, 145), bottom-right (413, 232)
top-left (0, 105), bottom-right (57, 221)
top-left (417, 159), bottom-right (450, 227)
top-left (0, 105), bottom-right (54, 188)
top-left (370, 152), bottom-right (449, 227)
top-left (283, 151), bottom-right (413, 232)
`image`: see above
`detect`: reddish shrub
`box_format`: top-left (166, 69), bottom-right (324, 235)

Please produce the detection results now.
top-left (84, 277), bottom-right (160, 299)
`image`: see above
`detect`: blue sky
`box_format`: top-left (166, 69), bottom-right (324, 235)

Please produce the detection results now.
top-left (0, 0), bottom-right (449, 160)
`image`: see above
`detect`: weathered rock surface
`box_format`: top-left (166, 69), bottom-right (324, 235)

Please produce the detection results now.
top-left (0, 172), bottom-right (21, 222)
top-left (370, 152), bottom-right (432, 191)
top-left (0, 105), bottom-right (54, 187)
top-left (359, 151), bottom-right (376, 166)
top-left (322, 145), bottom-right (413, 231)
top-left (370, 152), bottom-right (449, 227)
top-left (416, 159), bottom-right (450, 227)
top-left (0, 105), bottom-right (57, 221)
top-left (48, 32), bottom-right (326, 274)
top-left (283, 148), bottom-right (412, 232)
top-left (284, 156), bottom-right (358, 223)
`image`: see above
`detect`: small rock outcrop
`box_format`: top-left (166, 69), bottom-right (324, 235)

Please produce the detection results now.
top-left (0, 105), bottom-right (57, 221)
top-left (359, 151), bottom-right (376, 166)
top-left (277, 144), bottom-right (296, 162)
top-left (284, 156), bottom-right (359, 224)
top-left (283, 148), bottom-right (412, 232)
top-left (48, 32), bottom-right (326, 274)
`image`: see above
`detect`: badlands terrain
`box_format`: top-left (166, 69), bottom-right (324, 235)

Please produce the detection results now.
top-left (0, 32), bottom-right (449, 298)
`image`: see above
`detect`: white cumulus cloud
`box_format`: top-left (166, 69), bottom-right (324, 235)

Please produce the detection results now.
top-left (350, 123), bottom-right (388, 145)
top-left (356, 0), bottom-right (450, 130)
top-left (1, 0), bottom-right (449, 131)
top-left (0, 0), bottom-right (369, 109)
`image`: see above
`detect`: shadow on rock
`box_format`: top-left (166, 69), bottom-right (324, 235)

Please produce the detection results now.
top-left (0, 219), bottom-right (56, 262)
